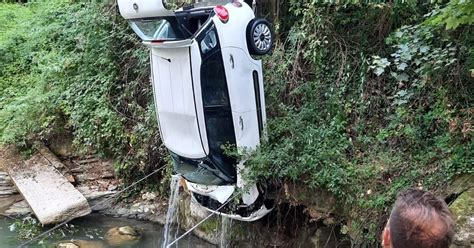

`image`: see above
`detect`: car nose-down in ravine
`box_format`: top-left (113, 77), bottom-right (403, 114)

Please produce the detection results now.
top-left (117, 0), bottom-right (274, 221)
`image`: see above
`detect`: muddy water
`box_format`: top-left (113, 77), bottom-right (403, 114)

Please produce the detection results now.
top-left (0, 214), bottom-right (215, 248)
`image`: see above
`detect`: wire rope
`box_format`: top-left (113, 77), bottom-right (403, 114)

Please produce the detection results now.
top-left (165, 193), bottom-right (240, 248)
top-left (17, 164), bottom-right (167, 247)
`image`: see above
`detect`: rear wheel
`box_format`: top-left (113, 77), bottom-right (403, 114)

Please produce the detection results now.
top-left (246, 18), bottom-right (273, 55)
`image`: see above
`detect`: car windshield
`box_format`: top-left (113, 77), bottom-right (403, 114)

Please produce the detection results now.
top-left (129, 18), bottom-right (188, 41)
top-left (171, 154), bottom-right (228, 185)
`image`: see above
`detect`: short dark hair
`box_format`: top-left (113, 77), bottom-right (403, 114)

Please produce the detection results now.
top-left (389, 189), bottom-right (454, 248)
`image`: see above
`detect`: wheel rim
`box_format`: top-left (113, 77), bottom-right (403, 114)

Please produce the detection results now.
top-left (253, 23), bottom-right (272, 52)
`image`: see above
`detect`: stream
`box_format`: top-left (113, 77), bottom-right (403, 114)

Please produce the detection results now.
top-left (0, 214), bottom-right (215, 248)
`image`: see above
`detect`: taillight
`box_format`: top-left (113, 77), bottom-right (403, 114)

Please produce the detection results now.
top-left (214, 5), bottom-right (229, 23)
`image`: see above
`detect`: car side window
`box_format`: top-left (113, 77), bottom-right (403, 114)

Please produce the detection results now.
top-left (200, 51), bottom-right (236, 179)
top-left (201, 52), bottom-right (229, 107)
top-left (200, 29), bottom-right (217, 54)
top-left (198, 25), bottom-right (237, 179)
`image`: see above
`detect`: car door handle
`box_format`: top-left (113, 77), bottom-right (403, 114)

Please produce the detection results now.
top-left (239, 116), bottom-right (244, 130)
top-left (230, 54), bottom-right (234, 69)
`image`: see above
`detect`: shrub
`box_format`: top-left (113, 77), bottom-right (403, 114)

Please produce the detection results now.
top-left (0, 1), bottom-right (167, 188)
top-left (245, 1), bottom-right (473, 245)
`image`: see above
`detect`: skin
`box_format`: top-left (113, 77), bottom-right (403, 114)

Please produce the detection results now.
top-left (381, 221), bottom-right (392, 248)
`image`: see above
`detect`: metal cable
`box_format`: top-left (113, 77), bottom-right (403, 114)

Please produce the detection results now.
top-left (165, 193), bottom-right (240, 248)
top-left (17, 164), bottom-right (168, 247)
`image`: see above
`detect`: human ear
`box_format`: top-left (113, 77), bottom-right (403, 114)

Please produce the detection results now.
top-left (382, 227), bottom-right (391, 248)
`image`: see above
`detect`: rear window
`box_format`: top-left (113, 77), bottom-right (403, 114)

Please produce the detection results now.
top-left (129, 1), bottom-right (227, 42)
top-left (129, 18), bottom-right (187, 41)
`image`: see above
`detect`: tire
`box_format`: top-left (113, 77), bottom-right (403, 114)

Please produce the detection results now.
top-left (246, 18), bottom-right (273, 56)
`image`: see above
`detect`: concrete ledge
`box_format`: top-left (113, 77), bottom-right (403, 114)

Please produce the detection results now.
top-left (8, 153), bottom-right (91, 225)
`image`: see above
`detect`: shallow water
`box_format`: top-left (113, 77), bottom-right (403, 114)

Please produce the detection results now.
top-left (0, 214), bottom-right (215, 248)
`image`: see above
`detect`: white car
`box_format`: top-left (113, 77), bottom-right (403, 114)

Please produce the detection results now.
top-left (117, 0), bottom-right (274, 221)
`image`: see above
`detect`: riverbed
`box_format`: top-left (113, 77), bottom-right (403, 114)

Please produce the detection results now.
top-left (0, 214), bottom-right (214, 248)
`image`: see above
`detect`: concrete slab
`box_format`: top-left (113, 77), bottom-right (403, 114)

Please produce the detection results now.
top-left (37, 143), bottom-right (65, 169)
top-left (7, 153), bottom-right (91, 224)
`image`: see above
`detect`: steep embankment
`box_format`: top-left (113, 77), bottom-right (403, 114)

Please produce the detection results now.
top-left (0, 1), bottom-right (472, 247)
top-left (245, 1), bottom-right (473, 245)
top-left (0, 1), bottom-right (168, 189)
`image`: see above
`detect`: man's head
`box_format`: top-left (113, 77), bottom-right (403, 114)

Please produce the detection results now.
top-left (382, 189), bottom-right (454, 248)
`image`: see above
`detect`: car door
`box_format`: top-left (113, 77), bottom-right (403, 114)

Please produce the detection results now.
top-left (221, 47), bottom-right (264, 151)
top-left (197, 24), bottom-right (237, 182)
top-left (150, 47), bottom-right (208, 159)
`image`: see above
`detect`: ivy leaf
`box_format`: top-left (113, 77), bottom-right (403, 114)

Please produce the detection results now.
top-left (399, 44), bottom-right (409, 52)
top-left (419, 46), bottom-right (430, 53)
top-left (396, 73), bottom-right (409, 82)
top-left (397, 62), bottom-right (408, 71)
top-left (397, 90), bottom-right (408, 97)
top-left (380, 58), bottom-right (391, 67)
top-left (374, 67), bottom-right (385, 76)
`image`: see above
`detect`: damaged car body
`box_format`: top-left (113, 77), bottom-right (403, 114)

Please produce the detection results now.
top-left (117, 0), bottom-right (274, 221)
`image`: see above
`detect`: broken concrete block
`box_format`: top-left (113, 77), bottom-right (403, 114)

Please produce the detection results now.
top-left (38, 143), bottom-right (65, 169)
top-left (8, 154), bottom-right (91, 224)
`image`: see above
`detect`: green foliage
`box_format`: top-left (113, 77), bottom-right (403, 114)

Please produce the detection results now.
top-left (0, 1), bottom-right (167, 187)
top-left (8, 215), bottom-right (78, 246)
top-left (426, 0), bottom-right (474, 29)
top-left (245, 1), bottom-right (473, 246)
top-left (372, 24), bottom-right (457, 85)
top-left (8, 216), bottom-right (42, 240)
top-left (0, 1), bottom-right (472, 246)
